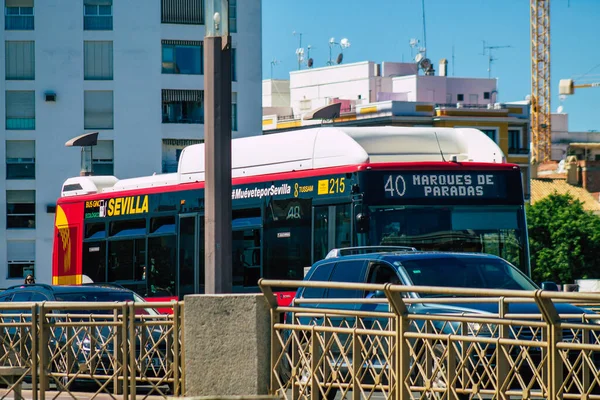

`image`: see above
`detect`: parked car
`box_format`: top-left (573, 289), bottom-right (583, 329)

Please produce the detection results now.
top-left (285, 247), bottom-right (599, 399)
top-left (0, 283), bottom-right (168, 390)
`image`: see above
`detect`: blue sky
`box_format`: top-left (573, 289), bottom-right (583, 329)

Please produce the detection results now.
top-left (262, 0), bottom-right (600, 132)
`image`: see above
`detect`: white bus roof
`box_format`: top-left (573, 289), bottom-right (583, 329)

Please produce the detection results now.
top-left (61, 126), bottom-right (506, 197)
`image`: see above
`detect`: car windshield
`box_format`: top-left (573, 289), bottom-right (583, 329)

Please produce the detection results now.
top-left (54, 291), bottom-right (135, 302)
top-left (397, 256), bottom-right (538, 296)
top-left (54, 290), bottom-right (159, 315)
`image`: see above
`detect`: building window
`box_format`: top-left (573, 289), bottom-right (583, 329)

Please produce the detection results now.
top-left (84, 0), bottom-right (113, 31)
top-left (162, 89), bottom-right (204, 124)
top-left (484, 92), bottom-right (491, 100)
top-left (92, 140), bottom-right (114, 175)
top-left (232, 92), bottom-right (237, 131)
top-left (229, 0), bottom-right (237, 33)
top-left (84, 41), bottom-right (113, 80)
top-left (161, 40), bottom-right (202, 75)
top-left (161, 138), bottom-right (203, 173)
top-left (480, 129), bottom-right (497, 142)
top-left (6, 140), bottom-right (35, 180)
top-left (5, 41), bottom-right (34, 80)
top-left (7, 190), bottom-right (35, 229)
top-left (457, 94), bottom-right (464, 102)
top-left (161, 0), bottom-right (203, 24)
top-left (6, 91), bottom-right (35, 130)
top-left (5, 1), bottom-right (34, 31)
top-left (84, 91), bottom-right (114, 129)
top-left (508, 129), bottom-right (525, 154)
top-left (231, 47), bottom-right (236, 81)
top-left (7, 240), bottom-right (35, 279)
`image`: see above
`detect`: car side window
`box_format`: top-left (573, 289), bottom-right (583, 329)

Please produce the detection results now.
top-left (365, 262), bottom-right (403, 297)
top-left (12, 292), bottom-right (32, 302)
top-left (31, 292), bottom-right (49, 301)
top-left (0, 293), bottom-right (13, 302)
top-left (303, 262), bottom-right (335, 298)
top-left (326, 260), bottom-right (367, 298)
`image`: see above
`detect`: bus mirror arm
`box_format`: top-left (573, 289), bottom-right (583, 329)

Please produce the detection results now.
top-left (356, 213), bottom-right (370, 233)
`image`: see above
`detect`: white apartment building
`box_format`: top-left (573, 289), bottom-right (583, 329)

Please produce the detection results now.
top-left (274, 60), bottom-right (498, 117)
top-left (551, 113), bottom-right (600, 161)
top-left (1, 0), bottom-right (262, 287)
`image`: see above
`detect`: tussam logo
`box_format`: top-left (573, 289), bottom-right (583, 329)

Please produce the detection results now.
top-left (232, 184), bottom-right (291, 200)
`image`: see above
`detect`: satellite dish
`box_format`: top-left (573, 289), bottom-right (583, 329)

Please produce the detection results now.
top-left (329, 37), bottom-right (335, 44)
top-left (419, 58), bottom-right (432, 70)
top-left (308, 58), bottom-right (314, 68)
top-left (415, 53), bottom-right (423, 63)
top-left (336, 53), bottom-right (343, 64)
top-left (557, 105), bottom-right (564, 113)
top-left (340, 38), bottom-right (350, 48)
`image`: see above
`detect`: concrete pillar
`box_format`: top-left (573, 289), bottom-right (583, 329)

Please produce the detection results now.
top-left (183, 294), bottom-right (271, 397)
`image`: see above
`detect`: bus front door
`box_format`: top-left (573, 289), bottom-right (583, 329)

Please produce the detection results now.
top-left (178, 214), bottom-right (204, 298)
top-left (311, 203), bottom-right (353, 264)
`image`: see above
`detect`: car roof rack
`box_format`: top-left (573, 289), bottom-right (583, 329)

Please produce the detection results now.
top-left (325, 246), bottom-right (417, 259)
top-left (82, 282), bottom-right (127, 290)
top-left (6, 283), bottom-right (55, 291)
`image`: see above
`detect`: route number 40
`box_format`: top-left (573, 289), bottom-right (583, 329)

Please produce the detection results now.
top-left (384, 175), bottom-right (406, 197)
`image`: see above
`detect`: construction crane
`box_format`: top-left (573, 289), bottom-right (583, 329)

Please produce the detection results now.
top-left (530, 0), bottom-right (551, 163)
top-left (559, 78), bottom-right (600, 95)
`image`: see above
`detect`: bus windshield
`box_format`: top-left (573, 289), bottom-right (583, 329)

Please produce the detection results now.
top-left (367, 205), bottom-right (527, 273)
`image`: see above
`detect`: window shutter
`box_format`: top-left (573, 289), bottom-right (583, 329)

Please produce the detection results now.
top-left (84, 0), bottom-right (113, 5)
top-left (84, 41), bottom-right (113, 80)
top-left (161, 0), bottom-right (203, 24)
top-left (5, 0), bottom-right (34, 7)
top-left (6, 140), bottom-right (35, 159)
top-left (162, 89), bottom-right (203, 103)
top-left (6, 91), bottom-right (35, 118)
top-left (6, 190), bottom-right (35, 203)
top-left (84, 91), bottom-right (114, 129)
top-left (7, 240), bottom-right (35, 262)
top-left (5, 41), bottom-right (35, 80)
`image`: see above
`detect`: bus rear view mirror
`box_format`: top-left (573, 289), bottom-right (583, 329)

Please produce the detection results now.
top-left (356, 213), bottom-right (370, 233)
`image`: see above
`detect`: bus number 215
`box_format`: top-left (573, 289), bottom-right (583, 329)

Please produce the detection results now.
top-left (384, 175), bottom-right (406, 197)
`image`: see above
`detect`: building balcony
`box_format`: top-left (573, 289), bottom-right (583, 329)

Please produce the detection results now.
top-left (5, 15), bottom-right (33, 30)
top-left (6, 162), bottom-right (35, 180)
top-left (508, 148), bottom-right (530, 155)
top-left (84, 15), bottom-right (113, 30)
top-left (6, 118), bottom-right (35, 130)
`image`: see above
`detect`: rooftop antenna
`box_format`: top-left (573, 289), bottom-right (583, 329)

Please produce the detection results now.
top-left (409, 38), bottom-right (420, 60)
top-left (306, 44), bottom-right (314, 68)
top-left (270, 58), bottom-right (280, 79)
top-left (481, 40), bottom-right (511, 78)
top-left (452, 44), bottom-right (455, 76)
top-left (327, 37), bottom-right (351, 66)
top-left (421, 0), bottom-right (427, 58)
top-left (293, 31), bottom-right (303, 70)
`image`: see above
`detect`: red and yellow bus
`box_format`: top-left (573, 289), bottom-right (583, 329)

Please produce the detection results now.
top-left (52, 126), bottom-right (529, 306)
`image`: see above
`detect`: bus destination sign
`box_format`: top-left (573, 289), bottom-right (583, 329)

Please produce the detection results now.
top-left (383, 172), bottom-right (507, 199)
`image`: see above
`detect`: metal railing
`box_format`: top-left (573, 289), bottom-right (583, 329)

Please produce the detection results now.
top-left (0, 301), bottom-right (183, 400)
top-left (260, 279), bottom-right (600, 400)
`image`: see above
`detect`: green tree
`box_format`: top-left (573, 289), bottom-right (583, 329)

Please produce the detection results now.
top-left (526, 192), bottom-right (600, 284)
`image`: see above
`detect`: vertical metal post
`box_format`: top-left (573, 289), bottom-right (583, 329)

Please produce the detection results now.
top-left (204, 32), bottom-right (233, 294)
